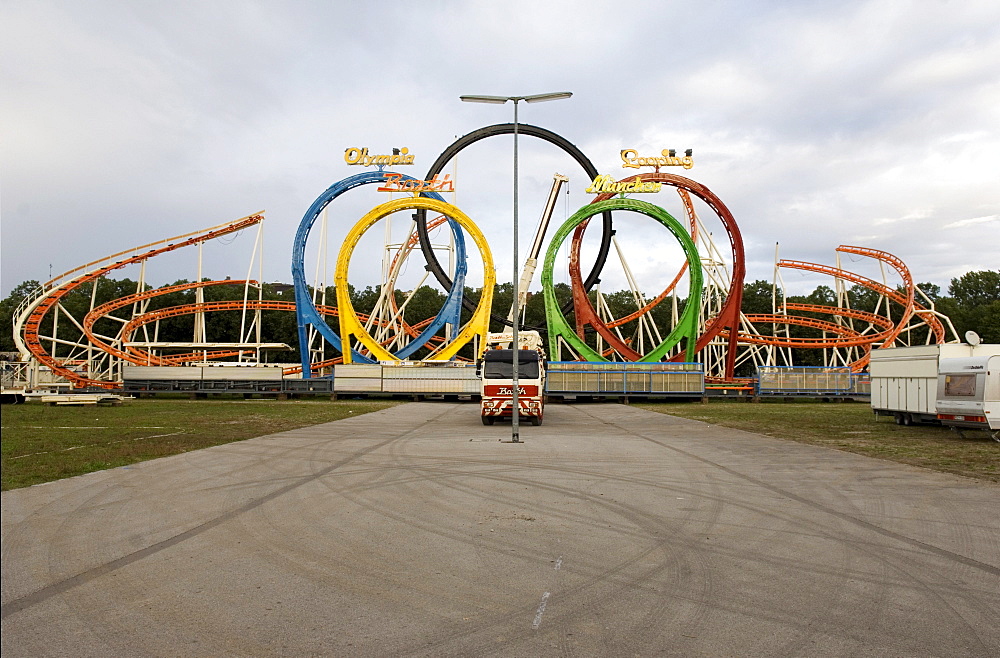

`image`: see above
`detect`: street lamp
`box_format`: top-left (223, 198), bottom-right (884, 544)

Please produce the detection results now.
top-left (460, 92), bottom-right (572, 443)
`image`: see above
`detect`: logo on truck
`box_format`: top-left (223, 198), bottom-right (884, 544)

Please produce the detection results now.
top-left (484, 385), bottom-right (539, 397)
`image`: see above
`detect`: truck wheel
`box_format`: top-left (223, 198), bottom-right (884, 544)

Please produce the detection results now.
top-left (481, 416), bottom-right (495, 426)
top-left (530, 416), bottom-right (542, 426)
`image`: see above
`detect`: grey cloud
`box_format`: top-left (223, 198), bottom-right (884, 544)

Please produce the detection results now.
top-left (2, 0), bottom-right (998, 299)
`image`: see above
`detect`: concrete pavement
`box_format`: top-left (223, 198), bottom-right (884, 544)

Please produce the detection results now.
top-left (3, 401), bottom-right (999, 656)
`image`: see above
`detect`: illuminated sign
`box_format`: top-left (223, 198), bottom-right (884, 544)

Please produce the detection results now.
top-left (620, 149), bottom-right (694, 170)
top-left (586, 175), bottom-right (662, 194)
top-left (344, 147), bottom-right (415, 167)
top-left (377, 173), bottom-right (455, 193)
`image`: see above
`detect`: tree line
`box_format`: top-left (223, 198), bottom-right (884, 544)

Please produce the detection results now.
top-left (2, 271), bottom-right (997, 363)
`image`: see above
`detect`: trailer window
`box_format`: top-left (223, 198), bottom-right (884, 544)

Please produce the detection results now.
top-left (944, 374), bottom-right (976, 397)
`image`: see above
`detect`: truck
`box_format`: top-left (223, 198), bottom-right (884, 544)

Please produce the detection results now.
top-left (478, 331), bottom-right (546, 426)
top-left (869, 340), bottom-right (1000, 440)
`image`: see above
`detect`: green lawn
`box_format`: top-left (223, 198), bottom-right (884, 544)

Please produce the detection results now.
top-left (635, 400), bottom-right (1000, 483)
top-left (1, 398), bottom-right (399, 490)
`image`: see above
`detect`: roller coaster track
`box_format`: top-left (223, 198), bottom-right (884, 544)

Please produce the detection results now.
top-left (569, 188), bottom-right (698, 342)
top-left (733, 302), bottom-right (897, 345)
top-left (728, 305), bottom-right (893, 364)
top-left (82, 279), bottom-right (258, 368)
top-left (416, 123), bottom-right (612, 329)
top-left (569, 190), bottom-right (698, 360)
top-left (567, 173), bottom-right (745, 374)
top-left (17, 214), bottom-right (264, 389)
top-left (66, 263), bottom-right (451, 387)
top-left (116, 301), bottom-right (443, 378)
top-left (335, 197), bottom-right (493, 364)
top-left (543, 197), bottom-right (703, 363)
top-left (778, 245), bottom-right (946, 344)
top-left (781, 302), bottom-right (897, 329)
top-left (118, 300), bottom-right (325, 366)
top-left (371, 215), bottom-right (452, 349)
top-left (732, 314), bottom-right (874, 348)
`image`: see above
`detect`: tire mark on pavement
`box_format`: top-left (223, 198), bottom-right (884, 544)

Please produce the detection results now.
top-left (574, 407), bottom-right (999, 657)
top-left (577, 406), bottom-right (1000, 576)
top-left (0, 405), bottom-right (455, 620)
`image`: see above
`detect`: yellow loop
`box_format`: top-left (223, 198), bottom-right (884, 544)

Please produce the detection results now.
top-left (335, 198), bottom-right (495, 363)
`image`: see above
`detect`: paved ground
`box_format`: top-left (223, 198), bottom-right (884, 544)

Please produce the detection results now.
top-left (2, 402), bottom-right (999, 657)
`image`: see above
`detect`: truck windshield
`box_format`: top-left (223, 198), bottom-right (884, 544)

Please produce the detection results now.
top-left (483, 350), bottom-right (540, 379)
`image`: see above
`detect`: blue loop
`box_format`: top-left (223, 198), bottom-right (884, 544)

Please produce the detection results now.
top-left (292, 171), bottom-right (466, 377)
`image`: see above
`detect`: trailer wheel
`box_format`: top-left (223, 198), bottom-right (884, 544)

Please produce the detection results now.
top-left (902, 414), bottom-right (913, 426)
top-left (481, 416), bottom-right (495, 426)
top-left (893, 412), bottom-right (904, 425)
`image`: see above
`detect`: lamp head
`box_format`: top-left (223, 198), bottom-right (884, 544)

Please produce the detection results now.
top-left (461, 92), bottom-right (572, 104)
top-left (523, 91), bottom-right (573, 103)
top-left (460, 95), bottom-right (511, 104)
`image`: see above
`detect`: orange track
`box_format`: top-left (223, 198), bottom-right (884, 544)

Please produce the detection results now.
top-left (118, 300), bottom-right (333, 366)
top-left (21, 214), bottom-right (264, 389)
top-left (82, 279), bottom-right (258, 367)
top-left (748, 245), bottom-right (948, 371)
top-left (116, 301), bottom-right (444, 378)
top-left (779, 245), bottom-right (945, 343)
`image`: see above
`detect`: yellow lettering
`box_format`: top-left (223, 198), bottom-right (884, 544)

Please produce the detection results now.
top-left (619, 148), bottom-right (694, 171)
top-left (344, 147), bottom-right (416, 167)
top-left (586, 175), bottom-right (662, 194)
top-left (620, 149), bottom-right (640, 169)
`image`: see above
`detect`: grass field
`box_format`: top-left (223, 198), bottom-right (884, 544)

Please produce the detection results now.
top-left (3, 397), bottom-right (997, 491)
top-left (635, 400), bottom-right (1000, 483)
top-left (1, 397), bottom-right (399, 491)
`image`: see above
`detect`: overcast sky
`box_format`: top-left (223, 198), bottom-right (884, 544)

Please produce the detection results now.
top-left (2, 0), bottom-right (998, 301)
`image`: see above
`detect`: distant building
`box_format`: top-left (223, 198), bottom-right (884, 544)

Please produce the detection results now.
top-left (269, 282), bottom-right (296, 297)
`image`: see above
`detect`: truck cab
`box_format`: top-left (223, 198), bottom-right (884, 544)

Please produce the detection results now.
top-left (479, 331), bottom-right (546, 426)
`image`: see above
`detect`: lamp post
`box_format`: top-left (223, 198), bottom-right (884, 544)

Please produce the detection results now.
top-left (460, 92), bottom-right (572, 443)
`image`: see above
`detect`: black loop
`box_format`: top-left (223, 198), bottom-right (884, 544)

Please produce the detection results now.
top-left (415, 123), bottom-right (614, 329)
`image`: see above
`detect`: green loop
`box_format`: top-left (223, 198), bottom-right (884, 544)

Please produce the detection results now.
top-left (541, 198), bottom-right (703, 362)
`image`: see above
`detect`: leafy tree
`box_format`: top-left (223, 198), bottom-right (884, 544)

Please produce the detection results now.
top-left (349, 285), bottom-right (381, 316)
top-left (847, 284), bottom-right (881, 313)
top-left (946, 270), bottom-right (1000, 343)
top-left (402, 286), bottom-right (447, 326)
top-left (949, 271), bottom-right (1000, 307)
top-left (5, 268), bottom-right (995, 371)
top-left (0, 280), bottom-right (42, 352)
top-left (805, 284), bottom-right (836, 307)
top-left (741, 280), bottom-right (778, 315)
top-left (488, 282), bottom-right (514, 333)
top-left (915, 282), bottom-right (941, 302)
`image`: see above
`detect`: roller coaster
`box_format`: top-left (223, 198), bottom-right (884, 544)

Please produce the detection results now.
top-left (7, 123), bottom-right (961, 397)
